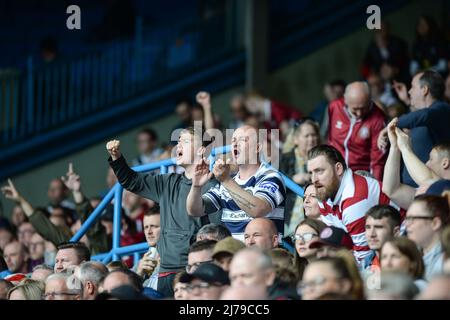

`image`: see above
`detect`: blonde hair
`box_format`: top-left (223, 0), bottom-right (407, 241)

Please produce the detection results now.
top-left (7, 279), bottom-right (45, 300)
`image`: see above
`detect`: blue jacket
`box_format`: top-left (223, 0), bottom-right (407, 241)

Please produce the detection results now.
top-left (397, 100), bottom-right (450, 187)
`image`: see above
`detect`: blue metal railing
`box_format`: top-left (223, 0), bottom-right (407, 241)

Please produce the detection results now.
top-left (73, 145), bottom-right (304, 264)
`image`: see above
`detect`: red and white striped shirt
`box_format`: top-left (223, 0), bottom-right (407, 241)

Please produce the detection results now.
top-left (318, 169), bottom-right (401, 263)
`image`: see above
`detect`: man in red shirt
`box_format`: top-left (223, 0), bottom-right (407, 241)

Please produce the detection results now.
top-left (327, 82), bottom-right (387, 180)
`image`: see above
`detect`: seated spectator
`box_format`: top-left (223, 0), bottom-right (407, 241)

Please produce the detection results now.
top-left (3, 241), bottom-right (30, 274)
top-left (180, 263), bottom-right (229, 300)
top-left (17, 222), bottom-right (35, 249)
top-left (307, 145), bottom-right (396, 262)
top-left (212, 237), bottom-right (245, 272)
top-left (54, 242), bottom-right (91, 273)
top-left (367, 271), bottom-right (419, 300)
top-left (44, 272), bottom-right (81, 300)
top-left (280, 120), bottom-right (320, 234)
top-left (244, 218), bottom-right (279, 250)
top-left (361, 205), bottom-right (401, 274)
top-left (0, 279), bottom-right (13, 299)
top-left (309, 226), bottom-right (354, 259)
top-left (7, 279), bottom-right (44, 300)
top-left (380, 70), bottom-right (450, 187)
top-left (0, 227), bottom-right (14, 253)
top-left (417, 274), bottom-right (450, 300)
top-left (101, 269), bottom-right (143, 294)
top-left (299, 256), bottom-right (364, 300)
top-left (441, 225), bottom-right (450, 273)
top-left (228, 247), bottom-right (275, 291)
top-left (380, 237), bottom-right (427, 291)
top-left (410, 16), bottom-right (448, 77)
top-left (221, 284), bottom-right (269, 300)
top-left (131, 128), bottom-right (164, 167)
top-left (135, 206), bottom-right (160, 290)
top-left (186, 240), bottom-right (217, 274)
top-left (292, 218), bottom-right (327, 279)
top-left (1, 180), bottom-right (72, 248)
top-left (196, 223), bottom-right (231, 242)
top-left (405, 195), bottom-right (449, 280)
top-left (30, 264), bottom-right (53, 282)
top-left (173, 271), bottom-right (189, 300)
top-left (28, 233), bottom-right (46, 269)
top-left (267, 248), bottom-right (300, 300)
top-left (327, 82), bottom-right (387, 180)
top-left (96, 285), bottom-right (149, 300)
top-left (105, 260), bottom-right (128, 273)
top-left (10, 205), bottom-right (27, 231)
top-left (302, 183), bottom-right (321, 219)
top-left (367, 72), bottom-right (399, 110)
top-left (74, 261), bottom-right (108, 300)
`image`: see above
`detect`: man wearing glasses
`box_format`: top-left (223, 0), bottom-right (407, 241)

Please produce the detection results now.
top-left (180, 263), bottom-right (229, 300)
top-left (186, 240), bottom-right (216, 274)
top-left (44, 272), bottom-right (81, 300)
top-left (405, 194), bottom-right (449, 280)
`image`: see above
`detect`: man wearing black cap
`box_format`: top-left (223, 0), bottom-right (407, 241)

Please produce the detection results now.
top-left (180, 263), bottom-right (229, 300)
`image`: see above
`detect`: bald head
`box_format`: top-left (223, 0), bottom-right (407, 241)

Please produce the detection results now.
top-left (244, 218), bottom-right (278, 249)
top-left (231, 125), bottom-right (261, 165)
top-left (344, 82), bottom-right (371, 119)
top-left (418, 275), bottom-right (450, 300)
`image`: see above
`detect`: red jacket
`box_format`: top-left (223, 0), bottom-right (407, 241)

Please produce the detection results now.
top-left (327, 98), bottom-right (386, 180)
top-left (267, 100), bottom-right (302, 128)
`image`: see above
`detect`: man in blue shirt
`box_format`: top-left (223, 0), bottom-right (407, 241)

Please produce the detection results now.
top-left (379, 70), bottom-right (450, 186)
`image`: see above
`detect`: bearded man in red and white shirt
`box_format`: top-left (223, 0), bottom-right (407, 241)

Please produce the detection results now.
top-left (307, 145), bottom-right (400, 263)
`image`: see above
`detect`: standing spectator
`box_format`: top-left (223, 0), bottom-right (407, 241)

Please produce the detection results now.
top-left (405, 195), bottom-right (449, 280)
top-left (131, 128), bottom-right (164, 167)
top-left (410, 16), bottom-right (448, 77)
top-left (243, 218), bottom-right (279, 250)
top-left (327, 82), bottom-right (387, 180)
top-left (380, 237), bottom-right (427, 291)
top-left (228, 93), bottom-right (249, 129)
top-left (380, 70), bottom-right (450, 187)
top-left (0, 226), bottom-right (14, 253)
top-left (361, 21), bottom-right (409, 82)
top-left (187, 125), bottom-right (286, 240)
top-left (361, 205), bottom-right (401, 273)
top-left (3, 241), bottom-right (30, 274)
top-left (309, 80), bottom-right (346, 138)
top-left (47, 178), bottom-right (76, 213)
top-left (211, 237), bottom-right (245, 272)
top-left (17, 222), bottom-right (35, 248)
top-left (106, 128), bottom-right (217, 297)
top-left (173, 97), bottom-right (194, 131)
top-left (186, 240), bottom-right (217, 274)
top-left (280, 120), bottom-right (320, 234)
top-left (307, 145), bottom-right (397, 262)
top-left (292, 218), bottom-right (327, 279)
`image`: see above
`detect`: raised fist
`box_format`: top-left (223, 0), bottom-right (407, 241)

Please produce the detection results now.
top-left (196, 91), bottom-right (211, 109)
top-left (106, 139), bottom-right (122, 161)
